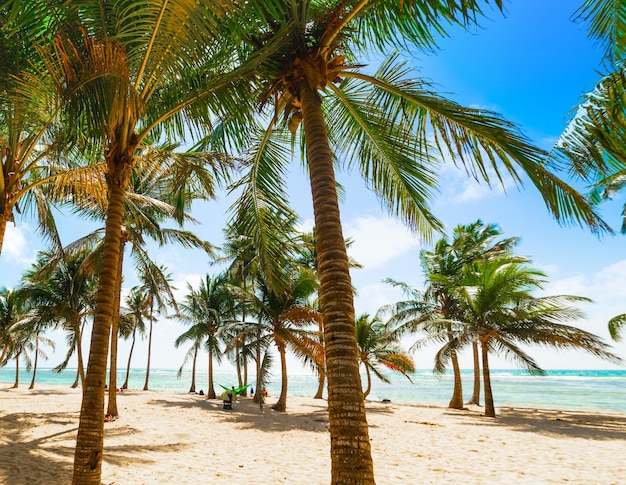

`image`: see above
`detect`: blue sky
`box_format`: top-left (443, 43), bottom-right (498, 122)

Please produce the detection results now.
top-left (2, 0), bottom-right (625, 375)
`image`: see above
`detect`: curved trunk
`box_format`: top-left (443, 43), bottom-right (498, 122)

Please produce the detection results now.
top-left (72, 368), bottom-right (80, 388)
top-left (363, 363), bottom-right (372, 399)
top-left (75, 321), bottom-right (86, 387)
top-left (481, 340), bottom-right (495, 418)
top-left (72, 153), bottom-right (131, 484)
top-left (189, 347), bottom-right (197, 393)
top-left (13, 354), bottom-right (19, 388)
top-left (122, 329), bottom-right (136, 389)
top-left (314, 372), bottom-right (325, 399)
top-left (143, 303), bottom-right (154, 391)
top-left (253, 322), bottom-right (263, 405)
top-left (29, 338), bottom-right (39, 390)
top-left (448, 350), bottom-right (464, 409)
top-left (271, 342), bottom-right (288, 412)
top-left (107, 239), bottom-right (126, 417)
top-left (466, 341), bottom-right (481, 405)
top-left (300, 84), bottom-right (375, 484)
top-left (207, 347), bottom-right (216, 399)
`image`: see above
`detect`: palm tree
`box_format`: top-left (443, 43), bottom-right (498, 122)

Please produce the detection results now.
top-left (20, 249), bottom-right (98, 388)
top-left (5, 3), bottom-right (256, 480)
top-left (232, 267), bottom-right (322, 411)
top-left (119, 287), bottom-right (149, 390)
top-left (0, 287), bottom-right (29, 384)
top-left (175, 274), bottom-right (235, 399)
top-left (355, 313), bottom-right (414, 399)
top-left (226, 2), bottom-right (608, 478)
top-left (139, 264), bottom-right (176, 392)
top-left (451, 257), bottom-right (621, 417)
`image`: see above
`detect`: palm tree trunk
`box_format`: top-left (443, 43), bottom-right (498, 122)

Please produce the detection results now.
top-left (300, 83), bottom-right (375, 484)
top-left (76, 321), bottom-right (86, 386)
top-left (107, 238), bottom-right (126, 417)
top-left (72, 154), bottom-right (131, 484)
top-left (13, 354), bottom-right (19, 388)
top-left (143, 313), bottom-right (153, 391)
top-left (271, 342), bottom-right (288, 411)
top-left (72, 367), bottom-right (80, 388)
top-left (481, 340), bottom-right (496, 418)
top-left (242, 356), bottom-right (248, 397)
top-left (314, 371), bottom-right (325, 399)
top-left (448, 350), bottom-right (464, 409)
top-left (466, 341), bottom-right (481, 405)
top-left (207, 348), bottom-right (216, 399)
top-left (363, 364), bottom-right (372, 399)
top-left (122, 329), bottom-right (136, 389)
top-left (253, 322), bottom-right (263, 405)
top-left (189, 347), bottom-right (197, 393)
top-left (0, 211), bottom-right (10, 255)
top-left (29, 337), bottom-right (39, 390)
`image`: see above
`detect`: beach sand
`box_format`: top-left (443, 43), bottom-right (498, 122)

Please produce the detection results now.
top-left (1, 385), bottom-right (625, 484)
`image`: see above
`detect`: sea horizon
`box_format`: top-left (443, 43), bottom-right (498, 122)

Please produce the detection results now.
top-left (1, 367), bottom-right (625, 415)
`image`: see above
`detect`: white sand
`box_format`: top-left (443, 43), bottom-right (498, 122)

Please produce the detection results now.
top-left (1, 385), bottom-right (625, 484)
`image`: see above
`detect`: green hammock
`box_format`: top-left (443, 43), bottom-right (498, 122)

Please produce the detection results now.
top-left (219, 384), bottom-right (250, 395)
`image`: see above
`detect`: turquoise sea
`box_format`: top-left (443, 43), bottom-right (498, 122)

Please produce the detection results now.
top-left (1, 367), bottom-right (625, 415)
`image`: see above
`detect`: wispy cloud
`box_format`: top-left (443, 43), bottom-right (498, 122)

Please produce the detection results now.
top-left (344, 216), bottom-right (420, 269)
top-left (4, 224), bottom-right (36, 265)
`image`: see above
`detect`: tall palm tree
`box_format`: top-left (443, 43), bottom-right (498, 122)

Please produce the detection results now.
top-left (175, 274), bottom-right (235, 399)
top-left (119, 287), bottom-right (149, 390)
top-left (20, 249), bottom-right (98, 388)
top-left (451, 257), bottom-right (621, 417)
top-left (355, 313), bottom-right (415, 399)
top-left (5, 3), bottom-right (260, 480)
top-left (226, 2), bottom-right (608, 479)
top-left (139, 264), bottom-right (175, 391)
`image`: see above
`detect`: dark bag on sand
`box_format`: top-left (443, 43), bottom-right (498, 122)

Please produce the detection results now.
top-left (199, 390), bottom-right (204, 395)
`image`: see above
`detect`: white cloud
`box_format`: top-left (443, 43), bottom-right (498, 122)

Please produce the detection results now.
top-left (343, 216), bottom-right (419, 269)
top-left (3, 224), bottom-right (31, 263)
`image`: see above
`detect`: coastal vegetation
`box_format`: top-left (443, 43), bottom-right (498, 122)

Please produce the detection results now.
top-left (1, 1), bottom-right (625, 485)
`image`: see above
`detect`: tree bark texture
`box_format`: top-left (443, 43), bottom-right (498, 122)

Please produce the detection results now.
top-left (300, 84), bottom-right (375, 485)
top-left (272, 341), bottom-right (288, 411)
top-left (72, 154), bottom-right (130, 484)
top-left (466, 341), bottom-right (481, 405)
top-left (481, 340), bottom-right (496, 418)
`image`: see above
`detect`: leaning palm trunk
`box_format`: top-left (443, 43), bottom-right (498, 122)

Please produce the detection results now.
top-left (314, 371), bottom-right (325, 399)
top-left (107, 238), bottom-right (126, 417)
top-left (143, 302), bottom-right (154, 391)
top-left (448, 350), bottom-right (464, 409)
top-left (121, 328), bottom-right (136, 389)
top-left (300, 84), bottom-right (375, 483)
top-left (72, 321), bottom-right (86, 388)
top-left (481, 340), bottom-right (496, 418)
top-left (466, 342), bottom-right (481, 405)
top-left (72, 157), bottom-right (131, 484)
top-left (29, 338), bottom-right (40, 390)
top-left (13, 355), bottom-right (19, 388)
top-left (272, 342), bottom-right (288, 412)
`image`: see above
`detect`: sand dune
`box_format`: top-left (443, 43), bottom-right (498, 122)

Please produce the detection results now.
top-left (1, 385), bottom-right (625, 484)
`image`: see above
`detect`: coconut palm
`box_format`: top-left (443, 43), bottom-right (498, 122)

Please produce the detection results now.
top-left (4, 2), bottom-right (263, 479)
top-left (232, 267), bottom-right (322, 411)
top-left (174, 274), bottom-right (236, 399)
top-left (119, 287), bottom-right (149, 390)
top-left (225, 1), bottom-right (609, 478)
top-left (0, 287), bottom-right (29, 382)
top-left (20, 249), bottom-right (98, 388)
top-left (355, 313), bottom-right (414, 399)
top-left (450, 257), bottom-right (621, 417)
top-left (608, 315), bottom-right (625, 342)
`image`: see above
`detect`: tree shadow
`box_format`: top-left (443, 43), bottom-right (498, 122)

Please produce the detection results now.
top-left (453, 406), bottom-right (626, 441)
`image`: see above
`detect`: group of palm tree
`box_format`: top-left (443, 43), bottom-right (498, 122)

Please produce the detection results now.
top-left (2, 0), bottom-right (626, 483)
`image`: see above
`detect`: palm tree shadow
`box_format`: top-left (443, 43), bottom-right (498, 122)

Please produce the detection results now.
top-left (463, 407), bottom-right (626, 441)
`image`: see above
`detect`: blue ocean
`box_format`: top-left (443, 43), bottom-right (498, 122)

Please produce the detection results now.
top-left (1, 367), bottom-right (624, 415)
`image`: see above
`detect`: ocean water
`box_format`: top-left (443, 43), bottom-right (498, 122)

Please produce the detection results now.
top-left (1, 367), bottom-right (624, 414)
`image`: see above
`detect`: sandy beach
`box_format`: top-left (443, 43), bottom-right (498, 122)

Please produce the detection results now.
top-left (1, 385), bottom-right (625, 484)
